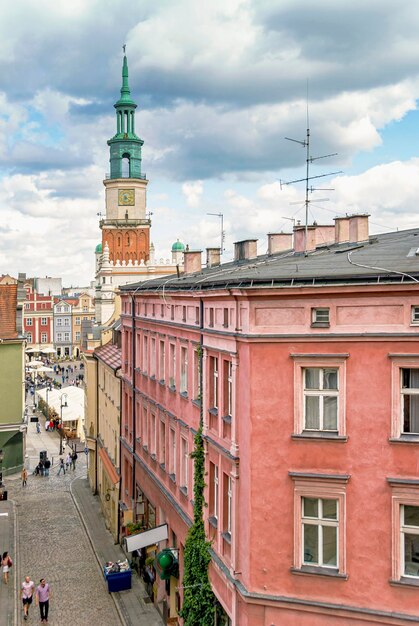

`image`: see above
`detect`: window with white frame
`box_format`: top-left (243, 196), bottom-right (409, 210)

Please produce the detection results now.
top-left (291, 473), bottom-right (348, 576)
top-left (214, 465), bottom-right (219, 519)
top-left (412, 306), bottom-right (419, 324)
top-left (150, 413), bottom-right (156, 456)
top-left (64, 318), bottom-right (69, 325)
top-left (210, 356), bottom-right (219, 410)
top-left (25, 303), bottom-right (30, 310)
top-left (57, 306), bottom-right (61, 313)
top-left (26, 318), bottom-right (33, 326)
top-left (142, 406), bottom-right (148, 447)
top-left (180, 346), bottom-right (188, 394)
top-left (143, 335), bottom-right (148, 372)
top-left (223, 474), bottom-right (232, 536)
top-left (64, 332), bottom-right (70, 342)
top-left (303, 368), bottom-right (339, 431)
top-left (57, 318), bottom-right (62, 326)
top-left (41, 333), bottom-right (47, 343)
top-left (41, 317), bottom-right (47, 325)
top-left (311, 307), bottom-right (330, 326)
top-left (75, 317), bottom-right (81, 325)
top-left (401, 505), bottom-right (419, 578)
top-left (302, 497), bottom-right (338, 567)
top-left (159, 419), bottom-right (166, 465)
top-left (75, 331), bottom-right (81, 342)
top-left (401, 369), bottom-right (419, 434)
top-left (150, 337), bottom-right (156, 377)
top-left (193, 348), bottom-right (200, 401)
top-left (64, 306), bottom-right (69, 312)
top-left (159, 340), bottom-right (165, 382)
top-left (169, 343), bottom-right (176, 388)
top-left (169, 428), bottom-right (176, 477)
top-left (26, 332), bottom-right (32, 343)
top-left (57, 332), bottom-right (62, 342)
top-left (388, 479), bottom-right (419, 583)
top-left (223, 360), bottom-right (233, 417)
top-left (83, 305), bottom-right (88, 312)
top-left (180, 437), bottom-right (188, 490)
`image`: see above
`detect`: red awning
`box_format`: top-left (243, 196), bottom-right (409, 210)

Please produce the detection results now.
top-left (98, 448), bottom-right (119, 485)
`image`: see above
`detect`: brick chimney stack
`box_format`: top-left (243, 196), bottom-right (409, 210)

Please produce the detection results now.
top-left (293, 225), bottom-right (316, 253)
top-left (267, 233), bottom-right (293, 255)
top-left (234, 239), bottom-right (258, 261)
top-left (206, 248), bottom-right (221, 268)
top-left (183, 250), bottom-right (202, 274)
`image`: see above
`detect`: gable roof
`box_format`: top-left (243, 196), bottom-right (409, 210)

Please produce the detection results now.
top-left (94, 343), bottom-right (121, 371)
top-left (0, 284), bottom-right (18, 339)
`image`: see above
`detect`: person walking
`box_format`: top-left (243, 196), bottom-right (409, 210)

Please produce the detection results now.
top-left (44, 458), bottom-right (51, 477)
top-left (21, 575), bottom-right (35, 620)
top-left (2, 551), bottom-right (12, 584)
top-left (65, 452), bottom-right (71, 471)
top-left (57, 458), bottom-right (65, 476)
top-left (35, 578), bottom-right (51, 623)
top-left (71, 450), bottom-right (78, 471)
top-left (21, 467), bottom-right (28, 487)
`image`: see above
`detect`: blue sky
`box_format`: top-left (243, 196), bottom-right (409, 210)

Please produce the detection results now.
top-left (2, 0), bottom-right (419, 284)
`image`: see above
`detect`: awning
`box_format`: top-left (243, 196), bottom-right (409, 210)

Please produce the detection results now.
top-left (98, 447), bottom-right (119, 485)
top-left (125, 523), bottom-right (168, 552)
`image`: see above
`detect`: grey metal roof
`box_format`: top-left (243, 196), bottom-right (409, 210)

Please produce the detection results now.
top-left (120, 228), bottom-right (419, 293)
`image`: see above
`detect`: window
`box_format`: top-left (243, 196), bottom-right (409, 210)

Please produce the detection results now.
top-left (57, 306), bottom-right (62, 313)
top-left (150, 413), bottom-right (156, 456)
top-left (83, 305), bottom-right (88, 312)
top-left (161, 304), bottom-right (164, 318)
top-left (159, 340), bottom-right (165, 382)
top-left (64, 306), bottom-right (69, 312)
top-left (83, 316), bottom-right (88, 321)
top-left (401, 369), bottom-right (419, 434)
top-left (223, 308), bottom-right (229, 328)
top-left (142, 406), bottom-right (148, 448)
top-left (210, 357), bottom-right (219, 410)
top-left (26, 332), bottom-right (32, 343)
top-left (65, 318), bottom-right (70, 325)
top-left (223, 474), bottom-right (232, 536)
top-left (195, 307), bottom-right (200, 325)
top-left (311, 308), bottom-right (330, 327)
top-left (152, 304), bottom-right (155, 317)
top-left (171, 305), bottom-right (174, 321)
top-left (169, 428), bottom-right (176, 478)
top-left (41, 317), bottom-right (47, 325)
top-left (75, 317), bottom-right (81, 325)
top-left (64, 332), bottom-right (70, 342)
top-left (150, 337), bottom-right (156, 377)
top-left (193, 348), bottom-right (201, 402)
top-left (41, 333), bottom-right (47, 343)
top-left (401, 505), bottom-right (419, 578)
top-left (290, 473), bottom-right (348, 577)
top-left (180, 346), bottom-right (188, 394)
top-left (412, 306), bottom-right (419, 324)
top-left (143, 336), bottom-right (148, 372)
top-left (25, 303), bottom-right (30, 310)
top-left (302, 497), bottom-right (338, 567)
top-left (182, 306), bottom-right (186, 322)
top-left (303, 368), bottom-right (338, 431)
top-left (26, 318), bottom-right (32, 326)
top-left (57, 318), bottom-right (62, 326)
top-left (57, 332), bottom-right (62, 342)
top-left (75, 331), bottom-right (81, 342)
top-left (209, 308), bottom-right (214, 328)
top-left (159, 420), bottom-right (166, 466)
top-left (169, 343), bottom-right (176, 388)
top-left (388, 478), bottom-right (419, 584)
top-left (212, 464), bottom-right (219, 520)
top-left (180, 437), bottom-right (188, 491)
top-left (223, 361), bottom-right (233, 417)
top-left (293, 355), bottom-right (347, 437)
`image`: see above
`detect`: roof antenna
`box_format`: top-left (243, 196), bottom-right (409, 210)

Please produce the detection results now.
top-left (206, 212), bottom-right (225, 254)
top-left (279, 81), bottom-right (342, 255)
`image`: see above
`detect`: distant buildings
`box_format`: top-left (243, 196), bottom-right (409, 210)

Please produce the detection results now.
top-left (0, 277), bottom-right (26, 475)
top-left (118, 215), bottom-right (419, 625)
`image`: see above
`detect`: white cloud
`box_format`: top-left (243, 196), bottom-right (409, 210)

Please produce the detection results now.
top-left (182, 181), bottom-right (203, 207)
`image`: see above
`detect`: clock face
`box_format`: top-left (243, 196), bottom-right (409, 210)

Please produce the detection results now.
top-left (118, 189), bottom-right (135, 206)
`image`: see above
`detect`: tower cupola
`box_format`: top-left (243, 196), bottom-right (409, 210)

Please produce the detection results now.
top-left (107, 53), bottom-right (144, 180)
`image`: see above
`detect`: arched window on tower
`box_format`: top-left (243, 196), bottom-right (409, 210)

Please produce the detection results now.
top-left (121, 154), bottom-right (130, 178)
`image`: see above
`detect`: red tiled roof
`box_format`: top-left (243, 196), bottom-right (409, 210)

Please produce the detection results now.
top-left (0, 284), bottom-right (18, 339)
top-left (94, 343), bottom-right (122, 371)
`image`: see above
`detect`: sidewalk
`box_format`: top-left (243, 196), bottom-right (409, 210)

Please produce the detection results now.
top-left (0, 500), bottom-right (16, 626)
top-left (71, 477), bottom-right (163, 626)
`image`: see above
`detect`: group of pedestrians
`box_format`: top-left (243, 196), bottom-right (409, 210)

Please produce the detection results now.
top-left (57, 450), bottom-right (78, 475)
top-left (21, 576), bottom-right (51, 622)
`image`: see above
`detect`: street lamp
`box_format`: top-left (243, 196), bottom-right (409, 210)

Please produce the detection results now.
top-left (59, 393), bottom-right (68, 456)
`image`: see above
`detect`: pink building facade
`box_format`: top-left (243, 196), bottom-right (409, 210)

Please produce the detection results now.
top-left (120, 217), bottom-right (419, 625)
top-left (23, 281), bottom-right (54, 348)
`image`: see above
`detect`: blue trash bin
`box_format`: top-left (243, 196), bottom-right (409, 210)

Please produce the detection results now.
top-left (104, 567), bottom-right (132, 593)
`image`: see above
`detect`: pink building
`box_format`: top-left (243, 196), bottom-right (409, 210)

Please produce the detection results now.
top-left (120, 216), bottom-right (419, 625)
top-left (23, 280), bottom-right (54, 348)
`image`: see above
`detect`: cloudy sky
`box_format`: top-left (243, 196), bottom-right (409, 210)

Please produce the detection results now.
top-left (2, 0), bottom-right (419, 285)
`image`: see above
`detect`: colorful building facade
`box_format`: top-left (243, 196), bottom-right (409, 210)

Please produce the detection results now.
top-left (71, 292), bottom-right (95, 358)
top-left (119, 216), bottom-right (419, 625)
top-left (23, 279), bottom-right (54, 349)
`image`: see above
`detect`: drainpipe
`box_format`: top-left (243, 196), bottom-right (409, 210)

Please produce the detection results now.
top-left (117, 366), bottom-right (122, 544)
top-left (94, 354), bottom-right (98, 495)
top-left (131, 292), bottom-right (136, 508)
top-left (199, 297), bottom-right (204, 426)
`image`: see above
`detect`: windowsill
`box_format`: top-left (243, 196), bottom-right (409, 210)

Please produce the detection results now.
top-left (292, 432), bottom-right (347, 442)
top-left (311, 322), bottom-right (330, 328)
top-left (291, 566), bottom-right (347, 579)
top-left (180, 391), bottom-right (188, 400)
top-left (158, 379), bottom-right (165, 386)
top-left (141, 371), bottom-right (148, 377)
top-left (389, 434), bottom-right (419, 444)
top-left (222, 415), bottom-right (232, 424)
top-left (169, 473), bottom-right (176, 483)
top-left (208, 407), bottom-right (218, 416)
top-left (390, 576), bottom-right (419, 588)
top-left (179, 486), bottom-right (188, 497)
top-left (169, 385), bottom-right (176, 393)
top-left (159, 462), bottom-right (166, 471)
top-left (208, 516), bottom-right (218, 529)
top-left (142, 445), bottom-right (148, 453)
top-left (150, 375), bottom-right (156, 381)
top-left (192, 399), bottom-right (201, 408)
top-left (221, 531), bottom-right (231, 544)
top-left (150, 453), bottom-right (157, 461)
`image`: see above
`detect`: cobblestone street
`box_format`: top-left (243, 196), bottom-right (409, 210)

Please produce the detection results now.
top-left (8, 456), bottom-right (121, 626)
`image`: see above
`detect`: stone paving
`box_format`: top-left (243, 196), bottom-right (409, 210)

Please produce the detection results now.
top-left (8, 452), bottom-right (121, 626)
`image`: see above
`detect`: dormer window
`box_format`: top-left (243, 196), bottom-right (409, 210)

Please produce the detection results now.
top-left (311, 308), bottom-right (330, 327)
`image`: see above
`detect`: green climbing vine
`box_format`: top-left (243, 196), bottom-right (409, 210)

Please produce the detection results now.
top-left (179, 415), bottom-right (215, 624)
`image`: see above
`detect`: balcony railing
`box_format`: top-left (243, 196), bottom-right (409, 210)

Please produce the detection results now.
top-left (105, 173), bottom-right (147, 180)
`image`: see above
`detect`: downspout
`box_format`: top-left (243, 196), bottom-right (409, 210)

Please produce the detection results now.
top-left (131, 293), bottom-right (136, 506)
top-left (199, 297), bottom-right (204, 423)
top-left (94, 354), bottom-right (98, 495)
top-left (117, 365), bottom-right (122, 544)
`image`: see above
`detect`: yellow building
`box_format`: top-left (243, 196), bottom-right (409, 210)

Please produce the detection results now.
top-left (72, 292), bottom-right (95, 358)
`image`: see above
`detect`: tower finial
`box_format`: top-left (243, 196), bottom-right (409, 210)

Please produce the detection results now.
top-left (123, 43), bottom-right (126, 54)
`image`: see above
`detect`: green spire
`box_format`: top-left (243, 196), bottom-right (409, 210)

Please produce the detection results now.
top-left (115, 55), bottom-right (137, 107)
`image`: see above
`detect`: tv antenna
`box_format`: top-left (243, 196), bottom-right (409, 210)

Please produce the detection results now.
top-left (206, 212), bottom-right (225, 254)
top-left (279, 95), bottom-right (342, 255)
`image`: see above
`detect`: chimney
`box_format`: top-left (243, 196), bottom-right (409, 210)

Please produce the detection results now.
top-left (293, 225), bottom-right (316, 253)
top-left (183, 250), bottom-right (202, 274)
top-left (206, 247), bottom-right (221, 268)
top-left (267, 233), bottom-right (293, 255)
top-left (349, 214), bottom-right (369, 243)
top-left (315, 225), bottom-right (335, 247)
top-left (234, 239), bottom-right (258, 261)
top-left (334, 216), bottom-right (350, 243)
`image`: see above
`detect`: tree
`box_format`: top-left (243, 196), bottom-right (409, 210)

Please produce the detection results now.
top-left (179, 423), bottom-right (215, 625)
